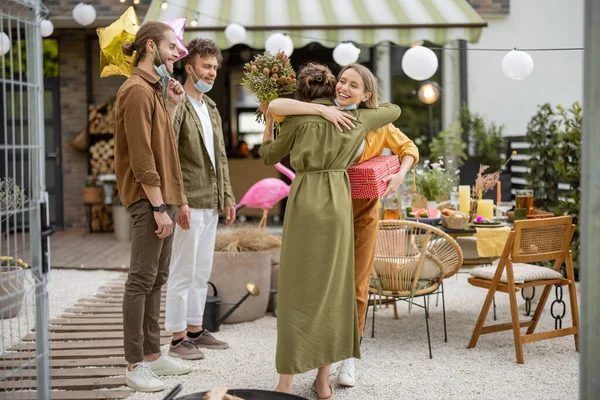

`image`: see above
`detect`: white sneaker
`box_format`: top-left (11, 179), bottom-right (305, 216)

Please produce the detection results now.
top-left (337, 358), bottom-right (356, 387)
top-left (125, 362), bottom-right (166, 392)
top-left (148, 351), bottom-right (192, 376)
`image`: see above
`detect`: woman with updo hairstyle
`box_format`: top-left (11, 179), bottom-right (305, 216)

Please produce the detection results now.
top-left (259, 62), bottom-right (401, 399)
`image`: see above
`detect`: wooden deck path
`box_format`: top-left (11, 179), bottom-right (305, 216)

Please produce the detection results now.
top-left (0, 275), bottom-right (171, 399)
top-left (9, 232), bottom-right (132, 271)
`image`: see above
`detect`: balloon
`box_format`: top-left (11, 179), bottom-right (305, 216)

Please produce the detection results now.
top-left (97, 7), bottom-right (140, 78)
top-left (162, 18), bottom-right (188, 61)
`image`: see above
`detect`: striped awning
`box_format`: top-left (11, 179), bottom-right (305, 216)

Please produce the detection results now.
top-left (144, 0), bottom-right (487, 49)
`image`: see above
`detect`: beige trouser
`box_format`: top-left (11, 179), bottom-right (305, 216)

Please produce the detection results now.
top-left (352, 198), bottom-right (380, 336)
top-left (123, 199), bottom-right (177, 363)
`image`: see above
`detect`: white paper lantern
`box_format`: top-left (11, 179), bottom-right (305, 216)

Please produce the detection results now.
top-left (333, 42), bottom-right (359, 66)
top-left (265, 33), bottom-right (294, 57)
top-left (401, 45), bottom-right (438, 81)
top-left (72, 3), bottom-right (96, 26)
top-left (225, 23), bottom-right (247, 45)
top-left (0, 32), bottom-right (10, 56)
top-left (40, 20), bottom-right (54, 37)
top-left (501, 49), bottom-right (534, 80)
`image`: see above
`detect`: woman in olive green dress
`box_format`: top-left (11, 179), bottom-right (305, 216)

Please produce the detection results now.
top-left (259, 63), bottom-right (400, 399)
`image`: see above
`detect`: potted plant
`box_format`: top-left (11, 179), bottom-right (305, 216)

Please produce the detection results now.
top-left (82, 175), bottom-right (103, 204)
top-left (0, 256), bottom-right (28, 319)
top-left (410, 158), bottom-right (456, 209)
top-left (209, 226), bottom-right (281, 324)
top-left (462, 105), bottom-right (507, 172)
top-left (0, 177), bottom-right (27, 211)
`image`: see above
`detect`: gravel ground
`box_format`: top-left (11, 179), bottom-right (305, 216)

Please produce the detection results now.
top-left (1, 269), bottom-right (124, 354)
top-left (124, 273), bottom-right (579, 400)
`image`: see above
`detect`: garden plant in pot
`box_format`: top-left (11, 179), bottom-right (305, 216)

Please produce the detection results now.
top-left (0, 256), bottom-right (28, 319)
top-left (408, 158), bottom-right (455, 222)
top-left (82, 175), bottom-right (103, 205)
top-left (209, 226), bottom-right (281, 325)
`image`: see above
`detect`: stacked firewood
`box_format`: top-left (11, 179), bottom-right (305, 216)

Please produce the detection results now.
top-left (90, 204), bottom-right (113, 232)
top-left (88, 99), bottom-right (116, 135)
top-left (89, 139), bottom-right (115, 175)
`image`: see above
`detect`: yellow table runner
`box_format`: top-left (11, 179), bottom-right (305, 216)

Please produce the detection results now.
top-left (476, 227), bottom-right (511, 257)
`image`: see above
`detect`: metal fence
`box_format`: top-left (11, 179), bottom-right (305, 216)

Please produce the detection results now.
top-left (1, 0), bottom-right (52, 398)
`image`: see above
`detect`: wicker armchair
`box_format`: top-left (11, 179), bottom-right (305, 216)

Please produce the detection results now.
top-left (366, 220), bottom-right (463, 358)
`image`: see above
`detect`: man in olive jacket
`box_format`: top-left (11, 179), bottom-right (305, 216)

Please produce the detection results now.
top-left (165, 38), bottom-right (236, 360)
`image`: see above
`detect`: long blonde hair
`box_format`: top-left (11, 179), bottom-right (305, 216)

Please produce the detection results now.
top-left (338, 63), bottom-right (378, 109)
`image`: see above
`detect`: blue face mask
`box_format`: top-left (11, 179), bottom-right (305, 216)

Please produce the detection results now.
top-left (152, 48), bottom-right (170, 100)
top-left (191, 69), bottom-right (213, 93)
top-left (334, 98), bottom-right (358, 110)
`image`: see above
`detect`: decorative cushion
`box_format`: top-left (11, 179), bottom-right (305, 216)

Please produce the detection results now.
top-left (374, 254), bottom-right (442, 282)
top-left (469, 263), bottom-right (563, 284)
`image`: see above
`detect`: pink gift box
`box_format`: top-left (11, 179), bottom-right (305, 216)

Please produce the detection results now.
top-left (347, 155), bottom-right (400, 199)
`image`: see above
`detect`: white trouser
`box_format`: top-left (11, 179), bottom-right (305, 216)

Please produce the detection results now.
top-left (165, 208), bottom-right (219, 333)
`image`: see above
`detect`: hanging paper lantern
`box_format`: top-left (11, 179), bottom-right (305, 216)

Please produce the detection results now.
top-left (332, 42), bottom-right (359, 66)
top-left (265, 33), bottom-right (294, 57)
top-left (225, 23), bottom-right (246, 45)
top-left (40, 20), bottom-right (54, 37)
top-left (0, 32), bottom-right (10, 56)
top-left (73, 3), bottom-right (97, 26)
top-left (401, 45), bottom-right (438, 81)
top-left (501, 49), bottom-right (534, 80)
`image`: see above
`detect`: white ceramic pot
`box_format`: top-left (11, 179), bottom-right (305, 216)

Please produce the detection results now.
top-left (112, 205), bottom-right (131, 242)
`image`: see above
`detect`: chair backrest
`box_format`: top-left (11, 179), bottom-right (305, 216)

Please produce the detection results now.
top-left (511, 216), bottom-right (575, 263)
top-left (374, 220), bottom-right (463, 292)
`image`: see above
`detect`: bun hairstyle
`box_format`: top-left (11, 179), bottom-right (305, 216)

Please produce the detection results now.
top-left (121, 21), bottom-right (174, 67)
top-left (295, 63), bottom-right (336, 102)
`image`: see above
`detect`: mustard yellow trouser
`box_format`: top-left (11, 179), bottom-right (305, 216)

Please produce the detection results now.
top-left (352, 198), bottom-right (380, 337)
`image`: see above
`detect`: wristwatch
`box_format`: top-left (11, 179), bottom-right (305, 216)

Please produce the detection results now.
top-left (152, 203), bottom-right (167, 213)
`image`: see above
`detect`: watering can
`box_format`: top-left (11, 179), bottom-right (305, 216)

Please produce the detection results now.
top-left (202, 281), bottom-right (260, 332)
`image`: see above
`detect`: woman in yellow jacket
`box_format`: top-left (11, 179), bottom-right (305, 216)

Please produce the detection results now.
top-left (269, 63), bottom-right (419, 388)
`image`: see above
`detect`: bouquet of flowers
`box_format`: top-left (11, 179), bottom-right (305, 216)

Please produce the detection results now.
top-left (241, 51), bottom-right (296, 123)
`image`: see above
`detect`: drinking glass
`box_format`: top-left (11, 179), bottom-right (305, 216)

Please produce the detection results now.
top-left (496, 201), bottom-right (513, 219)
top-left (383, 194), bottom-right (399, 220)
top-left (450, 189), bottom-right (459, 210)
top-left (400, 192), bottom-right (413, 218)
top-left (515, 190), bottom-right (534, 215)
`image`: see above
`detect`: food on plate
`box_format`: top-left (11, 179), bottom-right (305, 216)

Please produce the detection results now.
top-left (407, 207), bottom-right (441, 219)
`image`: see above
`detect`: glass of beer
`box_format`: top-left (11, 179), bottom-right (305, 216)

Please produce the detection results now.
top-left (515, 189), bottom-right (534, 215)
top-left (383, 195), bottom-right (399, 220)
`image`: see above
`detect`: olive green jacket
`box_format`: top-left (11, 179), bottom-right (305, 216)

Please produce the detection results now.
top-left (174, 95), bottom-right (235, 212)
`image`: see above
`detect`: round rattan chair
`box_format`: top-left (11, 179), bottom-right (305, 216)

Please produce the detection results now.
top-left (367, 220), bottom-right (463, 358)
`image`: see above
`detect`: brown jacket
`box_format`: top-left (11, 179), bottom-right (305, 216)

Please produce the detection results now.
top-left (114, 67), bottom-right (185, 208)
top-left (174, 95), bottom-right (235, 212)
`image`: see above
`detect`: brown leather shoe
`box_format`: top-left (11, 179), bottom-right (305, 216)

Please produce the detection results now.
top-left (187, 330), bottom-right (230, 350)
top-left (168, 339), bottom-right (204, 360)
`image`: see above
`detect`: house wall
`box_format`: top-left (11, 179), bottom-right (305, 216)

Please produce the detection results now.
top-left (466, 0), bottom-right (584, 136)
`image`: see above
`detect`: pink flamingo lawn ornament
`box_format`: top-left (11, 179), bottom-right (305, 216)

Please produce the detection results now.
top-left (235, 163), bottom-right (295, 229)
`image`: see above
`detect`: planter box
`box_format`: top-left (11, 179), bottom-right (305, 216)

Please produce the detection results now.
top-left (209, 250), bottom-right (271, 324)
top-left (0, 267), bottom-right (25, 319)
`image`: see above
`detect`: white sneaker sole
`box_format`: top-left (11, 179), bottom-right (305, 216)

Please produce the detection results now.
top-left (168, 350), bottom-right (205, 360)
top-left (151, 366), bottom-right (192, 376)
top-left (126, 378), bottom-right (166, 392)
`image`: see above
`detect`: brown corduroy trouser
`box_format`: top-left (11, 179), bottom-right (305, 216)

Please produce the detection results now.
top-left (352, 198), bottom-right (380, 336)
top-left (123, 199), bottom-right (178, 363)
